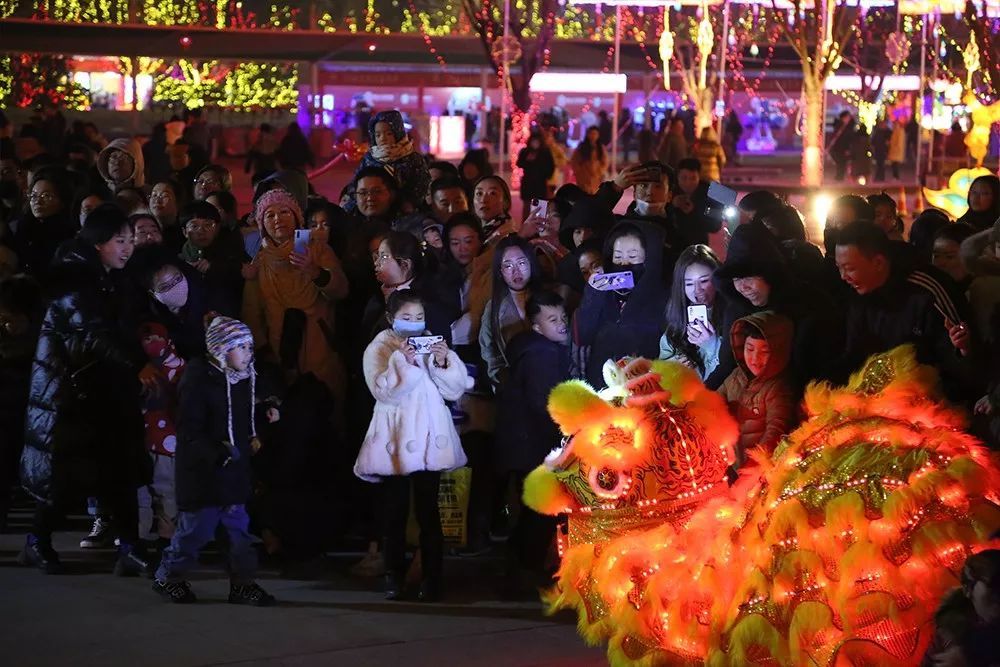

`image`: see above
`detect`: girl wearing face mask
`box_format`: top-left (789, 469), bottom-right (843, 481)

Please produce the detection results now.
top-left (142, 259), bottom-right (216, 361)
top-left (355, 289), bottom-right (469, 602)
top-left (659, 245), bottom-right (724, 380)
top-left (479, 235), bottom-right (542, 388)
top-left (10, 167), bottom-right (77, 278)
top-left (573, 221), bottom-right (668, 388)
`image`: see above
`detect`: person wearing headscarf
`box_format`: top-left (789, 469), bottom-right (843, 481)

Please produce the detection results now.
top-left (357, 110), bottom-right (430, 212)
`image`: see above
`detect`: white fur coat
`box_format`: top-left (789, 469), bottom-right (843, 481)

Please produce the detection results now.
top-left (354, 330), bottom-right (471, 482)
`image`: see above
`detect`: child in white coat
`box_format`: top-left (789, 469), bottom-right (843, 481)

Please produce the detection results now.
top-left (354, 289), bottom-right (470, 602)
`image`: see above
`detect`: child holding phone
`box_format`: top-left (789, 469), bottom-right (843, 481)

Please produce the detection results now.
top-left (354, 289), bottom-right (471, 602)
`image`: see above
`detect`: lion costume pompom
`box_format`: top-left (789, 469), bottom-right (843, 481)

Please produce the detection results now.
top-left (524, 347), bottom-right (1000, 666)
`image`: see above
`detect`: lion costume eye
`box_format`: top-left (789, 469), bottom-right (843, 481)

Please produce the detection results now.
top-left (588, 464), bottom-right (632, 499)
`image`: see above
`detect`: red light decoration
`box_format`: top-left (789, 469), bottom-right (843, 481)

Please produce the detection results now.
top-left (179, 35), bottom-right (192, 49)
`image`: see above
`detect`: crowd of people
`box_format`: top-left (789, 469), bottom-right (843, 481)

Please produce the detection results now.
top-left (0, 106), bottom-right (998, 628)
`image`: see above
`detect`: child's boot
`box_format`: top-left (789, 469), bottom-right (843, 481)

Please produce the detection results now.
top-left (228, 581), bottom-right (276, 606)
top-left (153, 578), bottom-right (197, 603)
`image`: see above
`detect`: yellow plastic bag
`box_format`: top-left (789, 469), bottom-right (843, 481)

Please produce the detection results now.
top-left (406, 467), bottom-right (471, 547)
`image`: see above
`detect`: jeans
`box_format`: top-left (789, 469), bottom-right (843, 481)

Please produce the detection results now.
top-left (382, 471), bottom-right (443, 583)
top-left (155, 505), bottom-right (257, 584)
top-left (137, 454), bottom-right (177, 540)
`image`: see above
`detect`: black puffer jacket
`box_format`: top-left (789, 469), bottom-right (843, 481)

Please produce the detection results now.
top-left (9, 213), bottom-right (78, 280)
top-left (494, 330), bottom-right (571, 474)
top-left (573, 220), bottom-right (668, 389)
top-left (175, 357), bottom-right (256, 510)
top-left (21, 242), bottom-right (146, 503)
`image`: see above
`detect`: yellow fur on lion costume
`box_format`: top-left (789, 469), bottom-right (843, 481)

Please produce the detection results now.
top-left (525, 347), bottom-right (1000, 666)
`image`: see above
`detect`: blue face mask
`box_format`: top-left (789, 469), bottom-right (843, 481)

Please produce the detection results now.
top-left (392, 318), bottom-right (425, 336)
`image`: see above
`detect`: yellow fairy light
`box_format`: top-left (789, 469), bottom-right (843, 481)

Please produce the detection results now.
top-left (659, 11), bottom-right (673, 91)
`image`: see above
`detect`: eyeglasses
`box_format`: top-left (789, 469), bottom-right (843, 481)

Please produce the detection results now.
top-left (107, 152), bottom-right (132, 164)
top-left (152, 272), bottom-right (184, 294)
top-left (194, 176), bottom-right (222, 187)
top-left (29, 192), bottom-right (56, 203)
top-left (185, 220), bottom-right (217, 233)
top-left (500, 258), bottom-right (530, 273)
top-left (374, 251), bottom-right (395, 265)
top-left (356, 188), bottom-right (387, 200)
top-left (150, 192), bottom-right (174, 202)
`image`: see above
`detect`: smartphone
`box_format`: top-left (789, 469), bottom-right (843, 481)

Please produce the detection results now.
top-left (407, 335), bottom-right (444, 355)
top-left (706, 181), bottom-right (738, 207)
top-left (589, 270), bottom-right (635, 292)
top-left (532, 199), bottom-right (551, 219)
top-left (640, 164), bottom-right (662, 183)
top-left (687, 304), bottom-right (708, 326)
top-left (293, 229), bottom-right (311, 255)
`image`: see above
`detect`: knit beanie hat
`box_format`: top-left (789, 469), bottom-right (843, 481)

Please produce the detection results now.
top-left (253, 187), bottom-right (304, 240)
top-left (205, 315), bottom-right (256, 446)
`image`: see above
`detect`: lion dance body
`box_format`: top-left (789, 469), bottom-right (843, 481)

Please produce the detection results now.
top-left (523, 347), bottom-right (1000, 666)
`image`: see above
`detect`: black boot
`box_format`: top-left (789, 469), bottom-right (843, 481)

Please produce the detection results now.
top-left (153, 578), bottom-right (197, 603)
top-left (417, 530), bottom-right (443, 602)
top-left (383, 572), bottom-right (404, 601)
top-left (113, 543), bottom-right (151, 577)
top-left (228, 581), bottom-right (276, 607)
top-left (17, 534), bottom-right (62, 574)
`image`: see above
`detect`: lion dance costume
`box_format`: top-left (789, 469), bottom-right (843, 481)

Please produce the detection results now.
top-left (523, 347), bottom-right (1000, 666)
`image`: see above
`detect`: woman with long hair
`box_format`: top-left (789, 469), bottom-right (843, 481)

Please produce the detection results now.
top-left (570, 126), bottom-right (608, 194)
top-left (659, 245), bottom-right (724, 380)
top-left (479, 234), bottom-right (543, 388)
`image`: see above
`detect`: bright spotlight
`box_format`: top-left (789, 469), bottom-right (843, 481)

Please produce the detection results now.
top-left (724, 206), bottom-right (737, 219)
top-left (812, 193), bottom-right (834, 229)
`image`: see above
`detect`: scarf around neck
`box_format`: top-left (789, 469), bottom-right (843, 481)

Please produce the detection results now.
top-left (370, 136), bottom-right (415, 163)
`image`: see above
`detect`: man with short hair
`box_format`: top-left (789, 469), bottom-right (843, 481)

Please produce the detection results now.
top-left (831, 221), bottom-right (979, 401)
top-left (429, 176), bottom-right (469, 224)
top-left (670, 157), bottom-right (715, 247)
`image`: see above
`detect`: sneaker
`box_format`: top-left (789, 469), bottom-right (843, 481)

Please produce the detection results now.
top-left (228, 582), bottom-right (276, 607)
top-left (80, 516), bottom-right (114, 549)
top-left (17, 535), bottom-right (62, 574)
top-left (113, 544), bottom-right (151, 577)
top-left (153, 578), bottom-right (197, 604)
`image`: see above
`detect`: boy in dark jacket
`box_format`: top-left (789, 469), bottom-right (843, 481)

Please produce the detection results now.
top-left (496, 290), bottom-right (571, 580)
top-left (152, 315), bottom-right (275, 606)
top-left (718, 311), bottom-right (796, 475)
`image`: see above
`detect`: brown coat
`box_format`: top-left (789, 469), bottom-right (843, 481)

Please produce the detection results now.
top-left (719, 311), bottom-right (795, 465)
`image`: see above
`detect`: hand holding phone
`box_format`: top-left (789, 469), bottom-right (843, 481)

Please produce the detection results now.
top-left (687, 304), bottom-right (709, 326)
top-left (589, 270), bottom-right (635, 292)
top-left (408, 335), bottom-right (445, 355)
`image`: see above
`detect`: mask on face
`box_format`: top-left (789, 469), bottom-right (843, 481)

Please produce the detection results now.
top-left (392, 318), bottom-right (425, 336)
top-left (634, 200), bottom-right (666, 217)
top-left (153, 277), bottom-right (189, 309)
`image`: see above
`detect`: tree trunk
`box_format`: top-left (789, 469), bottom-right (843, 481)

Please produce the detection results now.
top-left (801, 77), bottom-right (825, 187)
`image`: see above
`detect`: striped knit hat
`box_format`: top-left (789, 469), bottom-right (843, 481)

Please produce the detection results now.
top-left (204, 315), bottom-right (256, 446)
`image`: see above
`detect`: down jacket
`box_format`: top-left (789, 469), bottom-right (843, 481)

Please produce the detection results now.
top-left (718, 310), bottom-right (795, 464)
top-left (21, 242), bottom-right (147, 503)
top-left (354, 329), bottom-right (471, 481)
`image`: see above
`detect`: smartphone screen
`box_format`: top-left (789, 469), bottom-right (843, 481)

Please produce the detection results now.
top-left (293, 229), bottom-right (310, 255)
top-left (687, 304), bottom-right (708, 325)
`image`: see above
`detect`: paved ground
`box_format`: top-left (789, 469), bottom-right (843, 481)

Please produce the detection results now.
top-left (0, 505), bottom-right (606, 667)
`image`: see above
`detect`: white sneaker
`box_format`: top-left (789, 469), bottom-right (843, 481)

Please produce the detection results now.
top-left (80, 517), bottom-right (114, 549)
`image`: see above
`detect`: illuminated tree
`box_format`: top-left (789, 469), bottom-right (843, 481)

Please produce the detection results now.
top-left (772, 0), bottom-right (857, 186)
top-left (4, 53), bottom-right (89, 109)
top-left (660, 7), bottom-right (720, 135)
